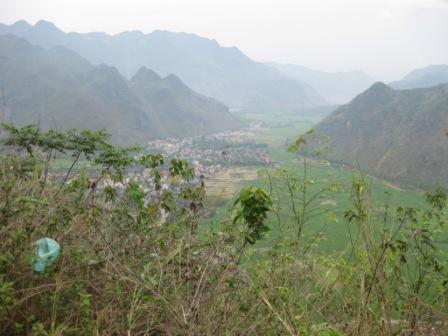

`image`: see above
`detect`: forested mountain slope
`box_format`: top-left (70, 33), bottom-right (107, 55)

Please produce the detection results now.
top-left (315, 82), bottom-right (448, 188)
top-left (0, 20), bottom-right (325, 112)
top-left (0, 35), bottom-right (241, 144)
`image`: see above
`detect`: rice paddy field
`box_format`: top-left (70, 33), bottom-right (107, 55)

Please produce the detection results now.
top-left (205, 167), bottom-right (259, 198)
top-left (203, 112), bottom-right (428, 255)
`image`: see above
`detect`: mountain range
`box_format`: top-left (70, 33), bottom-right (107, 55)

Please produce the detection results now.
top-left (0, 20), bottom-right (326, 112)
top-left (390, 64), bottom-right (448, 90)
top-left (315, 82), bottom-right (448, 189)
top-left (268, 62), bottom-right (375, 104)
top-left (0, 34), bottom-right (241, 144)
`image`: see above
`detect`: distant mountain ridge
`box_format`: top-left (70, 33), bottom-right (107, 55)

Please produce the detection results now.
top-left (0, 34), bottom-right (242, 144)
top-left (0, 20), bottom-right (326, 112)
top-left (390, 64), bottom-right (448, 90)
top-left (314, 82), bottom-right (448, 189)
top-left (267, 62), bottom-right (375, 104)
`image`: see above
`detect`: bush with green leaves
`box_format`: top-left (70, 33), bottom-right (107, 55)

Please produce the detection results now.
top-left (1, 124), bottom-right (448, 335)
top-left (0, 124), bottom-right (277, 335)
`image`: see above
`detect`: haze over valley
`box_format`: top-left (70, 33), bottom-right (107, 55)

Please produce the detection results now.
top-left (0, 20), bottom-right (325, 113)
top-left (1, 1), bottom-right (448, 334)
top-left (1, 18), bottom-right (447, 189)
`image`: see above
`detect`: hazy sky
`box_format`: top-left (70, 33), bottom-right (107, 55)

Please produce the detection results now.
top-left (1, 0), bottom-right (447, 80)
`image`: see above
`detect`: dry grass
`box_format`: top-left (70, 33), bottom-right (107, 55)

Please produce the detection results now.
top-left (205, 167), bottom-right (259, 198)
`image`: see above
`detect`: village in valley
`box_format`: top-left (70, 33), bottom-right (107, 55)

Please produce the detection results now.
top-left (75, 124), bottom-right (270, 196)
top-left (141, 126), bottom-right (272, 197)
top-left (148, 128), bottom-right (270, 170)
top-left (53, 124), bottom-right (272, 205)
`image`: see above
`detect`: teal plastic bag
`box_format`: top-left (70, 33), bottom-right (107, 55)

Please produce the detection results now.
top-left (33, 238), bottom-right (60, 273)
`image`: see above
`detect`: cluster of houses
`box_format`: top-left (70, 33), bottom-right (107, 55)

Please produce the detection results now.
top-left (146, 129), bottom-right (271, 179)
top-left (62, 128), bottom-right (271, 213)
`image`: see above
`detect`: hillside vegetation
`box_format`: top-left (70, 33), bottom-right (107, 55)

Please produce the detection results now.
top-left (0, 34), bottom-right (241, 144)
top-left (315, 82), bottom-right (448, 189)
top-left (1, 123), bottom-right (448, 335)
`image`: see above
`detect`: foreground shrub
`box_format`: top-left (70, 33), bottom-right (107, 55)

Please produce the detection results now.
top-left (1, 124), bottom-right (447, 335)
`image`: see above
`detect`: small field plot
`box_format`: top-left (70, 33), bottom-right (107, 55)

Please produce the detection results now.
top-left (205, 167), bottom-right (259, 198)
